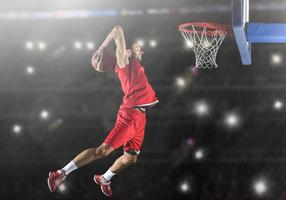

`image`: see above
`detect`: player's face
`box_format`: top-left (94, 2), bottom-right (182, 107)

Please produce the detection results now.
top-left (126, 49), bottom-right (132, 58)
top-left (132, 43), bottom-right (144, 61)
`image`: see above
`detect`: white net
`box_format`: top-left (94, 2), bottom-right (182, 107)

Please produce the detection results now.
top-left (180, 25), bottom-right (227, 69)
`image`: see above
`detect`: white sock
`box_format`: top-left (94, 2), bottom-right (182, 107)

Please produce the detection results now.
top-left (62, 161), bottom-right (78, 175)
top-left (102, 169), bottom-right (116, 182)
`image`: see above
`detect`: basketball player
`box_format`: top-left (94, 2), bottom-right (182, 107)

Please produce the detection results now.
top-left (47, 25), bottom-right (159, 197)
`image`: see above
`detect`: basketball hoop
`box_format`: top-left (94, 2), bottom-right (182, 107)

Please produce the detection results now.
top-left (179, 22), bottom-right (232, 69)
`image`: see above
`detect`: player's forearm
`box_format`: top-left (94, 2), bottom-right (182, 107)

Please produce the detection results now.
top-left (99, 26), bottom-right (119, 50)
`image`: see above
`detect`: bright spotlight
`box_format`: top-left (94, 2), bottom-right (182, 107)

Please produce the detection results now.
top-left (86, 41), bottom-right (94, 50)
top-left (274, 100), bottom-right (283, 110)
top-left (194, 149), bottom-right (204, 160)
top-left (149, 39), bottom-right (157, 48)
top-left (59, 184), bottom-right (66, 192)
top-left (179, 181), bottom-right (190, 193)
top-left (254, 180), bottom-right (267, 195)
top-left (224, 113), bottom-right (240, 128)
top-left (38, 41), bottom-right (46, 50)
top-left (271, 53), bottom-right (282, 65)
top-left (12, 124), bottom-right (22, 134)
top-left (40, 110), bottom-right (49, 120)
top-left (74, 41), bottom-right (82, 50)
top-left (185, 40), bottom-right (193, 48)
top-left (194, 101), bottom-right (209, 116)
top-left (136, 39), bottom-right (145, 47)
top-left (25, 41), bottom-right (34, 50)
top-left (175, 77), bottom-right (186, 89)
top-left (26, 66), bottom-right (35, 75)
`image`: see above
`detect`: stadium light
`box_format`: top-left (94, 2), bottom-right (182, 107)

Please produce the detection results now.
top-left (136, 39), bottom-right (145, 47)
top-left (194, 100), bottom-right (209, 116)
top-left (12, 124), bottom-right (22, 134)
top-left (194, 149), bottom-right (204, 160)
top-left (175, 76), bottom-right (187, 89)
top-left (25, 41), bottom-right (34, 50)
top-left (58, 183), bottom-right (67, 193)
top-left (74, 41), bottom-right (82, 50)
top-left (149, 39), bottom-right (157, 48)
top-left (38, 41), bottom-right (46, 50)
top-left (253, 179), bottom-right (267, 195)
top-left (185, 40), bottom-right (193, 49)
top-left (274, 100), bottom-right (283, 110)
top-left (224, 112), bottom-right (240, 128)
top-left (26, 66), bottom-right (35, 75)
top-left (271, 53), bottom-right (282, 65)
top-left (40, 110), bottom-right (49, 120)
top-left (179, 181), bottom-right (190, 193)
top-left (86, 41), bottom-right (95, 50)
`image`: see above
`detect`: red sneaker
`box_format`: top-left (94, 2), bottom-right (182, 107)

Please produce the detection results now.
top-left (47, 170), bottom-right (66, 192)
top-left (94, 174), bottom-right (113, 197)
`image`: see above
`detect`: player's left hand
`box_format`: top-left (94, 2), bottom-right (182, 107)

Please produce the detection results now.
top-left (91, 50), bottom-right (103, 69)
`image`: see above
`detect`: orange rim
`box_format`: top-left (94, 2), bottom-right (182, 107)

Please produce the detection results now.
top-left (178, 22), bottom-right (233, 36)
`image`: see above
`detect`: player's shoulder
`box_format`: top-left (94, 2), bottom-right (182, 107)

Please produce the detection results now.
top-left (115, 62), bottom-right (130, 72)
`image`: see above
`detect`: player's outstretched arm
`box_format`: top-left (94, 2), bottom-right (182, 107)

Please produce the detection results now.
top-left (91, 26), bottom-right (117, 69)
top-left (112, 26), bottom-right (129, 68)
top-left (91, 25), bottom-right (128, 70)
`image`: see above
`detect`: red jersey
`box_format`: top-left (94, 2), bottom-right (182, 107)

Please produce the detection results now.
top-left (115, 58), bottom-right (159, 108)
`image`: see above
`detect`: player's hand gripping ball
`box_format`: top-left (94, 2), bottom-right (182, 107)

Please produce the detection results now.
top-left (91, 48), bottom-right (116, 72)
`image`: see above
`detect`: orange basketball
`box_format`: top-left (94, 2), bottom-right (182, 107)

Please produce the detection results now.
top-left (91, 48), bottom-right (116, 72)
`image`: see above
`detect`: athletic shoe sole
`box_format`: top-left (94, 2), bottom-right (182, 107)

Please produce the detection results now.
top-left (93, 175), bottom-right (112, 197)
top-left (101, 185), bottom-right (112, 197)
top-left (47, 172), bottom-right (53, 192)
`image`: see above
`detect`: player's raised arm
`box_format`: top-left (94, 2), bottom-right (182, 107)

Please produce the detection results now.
top-left (112, 26), bottom-right (129, 68)
top-left (91, 25), bottom-right (129, 70)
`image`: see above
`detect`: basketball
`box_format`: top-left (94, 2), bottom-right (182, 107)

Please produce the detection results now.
top-left (91, 48), bottom-right (116, 72)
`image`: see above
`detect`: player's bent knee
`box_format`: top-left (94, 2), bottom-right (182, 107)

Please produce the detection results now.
top-left (94, 147), bottom-right (107, 158)
top-left (122, 156), bottom-right (137, 166)
top-left (121, 157), bottom-right (131, 166)
top-left (95, 144), bottom-right (113, 158)
top-left (102, 149), bottom-right (112, 157)
top-left (130, 157), bottom-right (137, 165)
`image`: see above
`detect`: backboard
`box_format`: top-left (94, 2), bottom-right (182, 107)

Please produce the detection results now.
top-left (232, 0), bottom-right (286, 65)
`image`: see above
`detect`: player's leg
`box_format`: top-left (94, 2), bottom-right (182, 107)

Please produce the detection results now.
top-left (101, 151), bottom-right (138, 183)
top-left (99, 108), bottom-right (145, 180)
top-left (97, 109), bottom-right (145, 182)
top-left (47, 143), bottom-right (114, 192)
top-left (94, 122), bottom-right (136, 184)
top-left (47, 105), bottom-right (130, 193)
top-left (101, 151), bottom-right (138, 182)
top-left (72, 143), bottom-right (114, 168)
top-left (109, 151), bottom-right (138, 173)
top-left (94, 151), bottom-right (138, 197)
top-left (93, 109), bottom-right (142, 197)
top-left (95, 110), bottom-right (145, 197)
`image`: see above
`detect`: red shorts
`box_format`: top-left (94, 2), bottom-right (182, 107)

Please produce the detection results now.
top-left (104, 104), bottom-right (146, 154)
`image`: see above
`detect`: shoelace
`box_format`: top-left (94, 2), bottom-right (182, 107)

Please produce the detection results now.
top-left (100, 176), bottom-right (110, 185)
top-left (54, 171), bottom-right (66, 185)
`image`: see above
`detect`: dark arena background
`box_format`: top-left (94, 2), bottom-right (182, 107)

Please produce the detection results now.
top-left (1, 0), bottom-right (286, 199)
